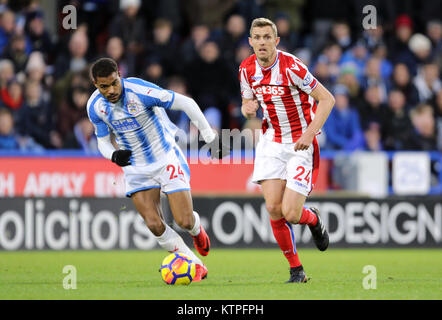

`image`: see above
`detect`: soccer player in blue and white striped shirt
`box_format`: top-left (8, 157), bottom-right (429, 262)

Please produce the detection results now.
top-left (87, 58), bottom-right (224, 281)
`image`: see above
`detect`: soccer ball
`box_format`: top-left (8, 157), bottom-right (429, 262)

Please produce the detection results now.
top-left (160, 253), bottom-right (196, 285)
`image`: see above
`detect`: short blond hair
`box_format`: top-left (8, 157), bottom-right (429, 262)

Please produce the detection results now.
top-left (410, 103), bottom-right (434, 119)
top-left (249, 17), bottom-right (278, 37)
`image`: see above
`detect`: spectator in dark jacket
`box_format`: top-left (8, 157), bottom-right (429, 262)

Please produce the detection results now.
top-left (56, 85), bottom-right (89, 142)
top-left (363, 121), bottom-right (384, 151)
top-left (109, 0), bottom-right (146, 69)
top-left (144, 18), bottom-right (180, 76)
top-left (1, 33), bottom-right (29, 73)
top-left (17, 81), bottom-right (61, 149)
top-left (312, 42), bottom-right (342, 88)
top-left (383, 89), bottom-right (414, 150)
top-left (389, 63), bottom-right (419, 106)
top-left (180, 24), bottom-right (210, 65)
top-left (184, 40), bottom-right (237, 123)
top-left (0, 10), bottom-right (16, 54)
top-left (53, 29), bottom-right (90, 79)
top-left (357, 84), bottom-right (389, 131)
top-left (407, 103), bottom-right (437, 150)
top-left (24, 10), bottom-right (54, 63)
top-left (63, 117), bottom-right (98, 152)
top-left (217, 14), bottom-right (248, 67)
top-left (105, 36), bottom-right (131, 78)
top-left (387, 14), bottom-right (416, 75)
top-left (273, 12), bottom-right (299, 52)
top-left (323, 84), bottom-right (365, 151)
top-left (426, 20), bottom-right (442, 56)
top-left (140, 57), bottom-right (168, 89)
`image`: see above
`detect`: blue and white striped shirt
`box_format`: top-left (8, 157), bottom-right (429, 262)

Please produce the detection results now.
top-left (87, 77), bottom-right (179, 166)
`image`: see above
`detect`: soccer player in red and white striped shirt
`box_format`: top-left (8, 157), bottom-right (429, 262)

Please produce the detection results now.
top-left (240, 18), bottom-right (335, 283)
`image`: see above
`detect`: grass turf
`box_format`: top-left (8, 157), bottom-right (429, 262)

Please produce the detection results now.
top-left (0, 248), bottom-right (441, 300)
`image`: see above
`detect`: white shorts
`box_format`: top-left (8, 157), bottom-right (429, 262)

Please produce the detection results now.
top-left (252, 137), bottom-right (320, 196)
top-left (122, 145), bottom-right (191, 197)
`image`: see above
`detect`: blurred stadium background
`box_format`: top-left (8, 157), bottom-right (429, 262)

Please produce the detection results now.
top-left (0, 0), bottom-right (440, 299)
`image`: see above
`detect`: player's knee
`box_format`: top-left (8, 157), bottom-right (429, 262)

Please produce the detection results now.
top-left (265, 202), bottom-right (282, 218)
top-left (282, 205), bottom-right (302, 224)
top-left (175, 213), bottom-right (194, 230)
top-left (142, 215), bottom-right (164, 235)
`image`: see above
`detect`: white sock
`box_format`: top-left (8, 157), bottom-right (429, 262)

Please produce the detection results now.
top-left (189, 211), bottom-right (201, 236)
top-left (155, 224), bottom-right (203, 265)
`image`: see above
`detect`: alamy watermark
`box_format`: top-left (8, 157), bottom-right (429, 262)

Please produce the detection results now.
top-left (62, 5), bottom-right (77, 30)
top-left (63, 265), bottom-right (77, 289)
top-left (362, 265), bottom-right (377, 290)
top-left (362, 5), bottom-right (377, 30)
top-left (174, 127), bottom-right (259, 165)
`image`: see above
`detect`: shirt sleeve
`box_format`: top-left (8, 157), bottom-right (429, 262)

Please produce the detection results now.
top-left (156, 89), bottom-right (175, 109)
top-left (87, 100), bottom-right (110, 138)
top-left (170, 92), bottom-right (216, 143)
top-left (239, 63), bottom-right (254, 100)
top-left (125, 78), bottom-right (175, 110)
top-left (145, 87), bottom-right (175, 110)
top-left (286, 58), bottom-right (318, 95)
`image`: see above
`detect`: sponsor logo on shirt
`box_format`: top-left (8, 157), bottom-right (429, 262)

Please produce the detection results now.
top-left (110, 118), bottom-right (141, 132)
top-left (252, 85), bottom-right (285, 95)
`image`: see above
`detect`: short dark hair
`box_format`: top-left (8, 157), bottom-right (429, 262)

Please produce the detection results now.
top-left (90, 58), bottom-right (118, 82)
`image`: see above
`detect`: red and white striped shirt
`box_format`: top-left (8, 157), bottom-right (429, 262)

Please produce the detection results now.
top-left (239, 50), bottom-right (318, 143)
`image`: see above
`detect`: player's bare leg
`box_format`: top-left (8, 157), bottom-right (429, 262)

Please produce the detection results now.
top-left (282, 187), bottom-right (329, 251)
top-left (281, 188), bottom-right (308, 224)
top-left (261, 179), bottom-right (307, 283)
top-left (131, 189), bottom-right (206, 280)
top-left (131, 188), bottom-right (165, 236)
top-left (167, 190), bottom-right (209, 280)
top-left (261, 179), bottom-right (285, 220)
top-left (167, 190), bottom-right (211, 256)
top-left (166, 190), bottom-right (194, 230)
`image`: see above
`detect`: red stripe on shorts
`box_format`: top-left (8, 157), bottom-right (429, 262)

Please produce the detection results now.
top-left (310, 137), bottom-right (320, 194)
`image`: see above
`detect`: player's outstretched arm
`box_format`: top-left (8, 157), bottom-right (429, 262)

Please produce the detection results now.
top-left (170, 93), bottom-right (230, 158)
top-left (294, 82), bottom-right (335, 151)
top-left (170, 93), bottom-right (216, 143)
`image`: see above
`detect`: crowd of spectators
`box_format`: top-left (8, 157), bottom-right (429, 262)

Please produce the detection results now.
top-left (0, 0), bottom-right (440, 153)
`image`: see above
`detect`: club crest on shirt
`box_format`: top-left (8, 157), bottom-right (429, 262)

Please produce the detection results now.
top-left (127, 100), bottom-right (141, 115)
top-left (276, 73), bottom-right (283, 85)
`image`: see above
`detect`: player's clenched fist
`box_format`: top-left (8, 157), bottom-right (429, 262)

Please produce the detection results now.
top-left (112, 149), bottom-right (132, 166)
top-left (294, 133), bottom-right (314, 151)
top-left (241, 99), bottom-right (259, 119)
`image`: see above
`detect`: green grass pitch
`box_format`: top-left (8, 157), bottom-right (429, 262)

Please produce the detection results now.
top-left (0, 248), bottom-right (441, 300)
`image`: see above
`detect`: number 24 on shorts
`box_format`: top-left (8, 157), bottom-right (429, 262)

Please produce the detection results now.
top-left (167, 164), bottom-right (185, 180)
top-left (293, 166), bottom-right (311, 184)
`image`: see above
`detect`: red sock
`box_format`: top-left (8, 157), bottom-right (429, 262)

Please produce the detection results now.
top-left (270, 217), bottom-right (301, 268)
top-left (298, 207), bottom-right (318, 227)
